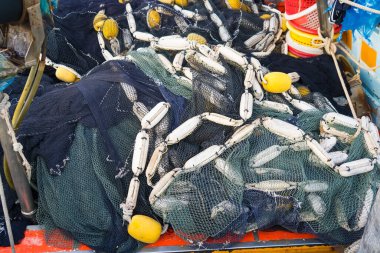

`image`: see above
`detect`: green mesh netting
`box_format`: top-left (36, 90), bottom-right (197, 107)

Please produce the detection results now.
top-left (36, 118), bottom-right (146, 251)
top-left (153, 121), bottom-right (379, 244)
top-left (128, 49), bottom-right (193, 99)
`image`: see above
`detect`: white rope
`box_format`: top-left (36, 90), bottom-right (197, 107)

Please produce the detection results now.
top-left (0, 95), bottom-right (15, 253)
top-left (339, 0), bottom-right (380, 14)
top-left (0, 95), bottom-right (32, 181)
top-left (311, 28), bottom-right (358, 119)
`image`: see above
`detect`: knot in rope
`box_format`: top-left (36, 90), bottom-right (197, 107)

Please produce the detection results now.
top-left (13, 143), bottom-right (23, 152)
top-left (311, 28), bottom-right (337, 56)
top-left (311, 28), bottom-right (358, 119)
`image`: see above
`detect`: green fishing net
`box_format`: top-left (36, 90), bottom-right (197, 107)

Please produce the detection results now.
top-left (128, 49), bottom-right (193, 99)
top-left (153, 115), bottom-right (379, 245)
top-left (35, 120), bottom-right (142, 250)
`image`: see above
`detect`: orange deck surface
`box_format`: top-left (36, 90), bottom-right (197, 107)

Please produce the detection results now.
top-left (0, 227), bottom-right (318, 253)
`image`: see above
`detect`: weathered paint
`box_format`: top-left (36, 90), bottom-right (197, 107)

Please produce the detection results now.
top-left (341, 28), bottom-right (380, 126)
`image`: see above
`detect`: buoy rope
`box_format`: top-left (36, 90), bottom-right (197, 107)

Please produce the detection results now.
top-left (311, 28), bottom-right (358, 119)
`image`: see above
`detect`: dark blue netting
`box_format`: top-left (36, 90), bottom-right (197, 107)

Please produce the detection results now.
top-left (0, 72), bottom-right (59, 247)
top-left (260, 54), bottom-right (352, 115)
top-left (53, 0), bottom-right (125, 17)
top-left (18, 60), bottom-right (186, 176)
top-left (243, 190), bottom-right (300, 231)
top-left (11, 59), bottom-right (187, 252)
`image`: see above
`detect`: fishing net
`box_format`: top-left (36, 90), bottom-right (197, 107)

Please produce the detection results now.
top-left (128, 48), bottom-right (193, 99)
top-left (43, 0), bottom-right (283, 75)
top-left (2, 0), bottom-right (378, 252)
top-left (152, 105), bottom-right (379, 246)
top-left (16, 60), bottom-right (186, 252)
top-left (260, 54), bottom-right (352, 115)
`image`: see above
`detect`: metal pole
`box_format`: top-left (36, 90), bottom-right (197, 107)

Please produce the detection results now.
top-left (316, 0), bottom-right (333, 38)
top-left (0, 169), bottom-right (16, 253)
top-left (0, 93), bottom-right (36, 219)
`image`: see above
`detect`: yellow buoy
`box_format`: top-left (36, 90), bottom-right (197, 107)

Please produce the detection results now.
top-left (260, 14), bottom-right (272, 20)
top-left (225, 0), bottom-right (251, 12)
top-left (147, 9), bottom-right (161, 29)
top-left (297, 86), bottom-right (311, 96)
top-left (93, 12), bottom-right (107, 32)
top-left (102, 18), bottom-right (119, 40)
top-left (158, 0), bottom-right (175, 5)
top-left (262, 72), bottom-right (292, 93)
top-left (187, 33), bottom-right (207, 45)
top-left (55, 67), bottom-right (78, 83)
top-left (128, 215), bottom-right (162, 244)
top-left (175, 0), bottom-right (188, 7)
top-left (281, 16), bottom-right (287, 32)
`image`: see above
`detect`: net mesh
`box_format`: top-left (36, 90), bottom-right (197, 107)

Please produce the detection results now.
top-left (154, 117), bottom-right (378, 245)
top-left (36, 120), bottom-right (142, 251)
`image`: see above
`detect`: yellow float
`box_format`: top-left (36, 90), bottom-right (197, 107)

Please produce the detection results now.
top-left (175, 0), bottom-right (188, 7)
top-left (297, 86), bottom-right (311, 96)
top-left (260, 14), bottom-right (272, 20)
top-left (158, 0), bottom-right (175, 5)
top-left (55, 67), bottom-right (79, 83)
top-left (187, 33), bottom-right (207, 45)
top-left (286, 21), bottom-right (340, 48)
top-left (262, 72), bottom-right (292, 93)
top-left (102, 18), bottom-right (119, 40)
top-left (93, 12), bottom-right (107, 32)
top-left (225, 0), bottom-right (251, 12)
top-left (281, 16), bottom-right (287, 32)
top-left (147, 9), bottom-right (161, 29)
top-left (128, 215), bottom-right (162, 244)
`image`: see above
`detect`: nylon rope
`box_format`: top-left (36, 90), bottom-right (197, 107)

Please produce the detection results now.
top-left (311, 28), bottom-right (358, 119)
top-left (0, 95), bottom-right (16, 253)
top-left (339, 0), bottom-right (380, 15)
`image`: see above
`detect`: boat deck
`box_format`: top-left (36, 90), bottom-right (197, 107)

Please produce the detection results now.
top-left (0, 226), bottom-right (339, 253)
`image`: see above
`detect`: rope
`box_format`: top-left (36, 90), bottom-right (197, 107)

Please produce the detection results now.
top-left (311, 28), bottom-right (358, 119)
top-left (0, 95), bottom-right (16, 250)
top-left (0, 95), bottom-right (32, 181)
top-left (339, 0), bottom-right (380, 15)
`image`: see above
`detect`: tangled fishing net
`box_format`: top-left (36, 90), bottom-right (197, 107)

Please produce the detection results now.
top-left (3, 0), bottom-right (379, 252)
